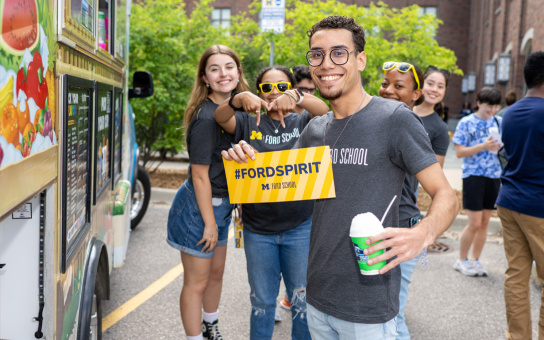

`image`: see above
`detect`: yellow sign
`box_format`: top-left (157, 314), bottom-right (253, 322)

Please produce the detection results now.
top-left (223, 146), bottom-right (335, 203)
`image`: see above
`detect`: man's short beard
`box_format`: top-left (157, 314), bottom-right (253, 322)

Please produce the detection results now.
top-left (319, 87), bottom-right (342, 101)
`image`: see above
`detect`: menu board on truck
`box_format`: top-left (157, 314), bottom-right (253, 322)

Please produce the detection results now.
top-left (94, 83), bottom-right (113, 203)
top-left (112, 87), bottom-right (123, 187)
top-left (61, 76), bottom-right (93, 272)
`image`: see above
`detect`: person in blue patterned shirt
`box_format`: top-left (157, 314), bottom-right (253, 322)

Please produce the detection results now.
top-left (451, 87), bottom-right (502, 277)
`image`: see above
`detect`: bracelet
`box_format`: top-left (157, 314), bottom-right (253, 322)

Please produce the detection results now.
top-left (284, 91), bottom-right (298, 104)
top-left (204, 226), bottom-right (218, 237)
top-left (228, 92), bottom-right (243, 111)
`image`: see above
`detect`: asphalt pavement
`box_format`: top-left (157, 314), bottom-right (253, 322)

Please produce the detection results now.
top-left (102, 117), bottom-right (541, 339)
top-left (102, 199), bottom-right (541, 339)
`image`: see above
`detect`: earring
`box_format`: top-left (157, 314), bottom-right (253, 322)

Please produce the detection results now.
top-left (206, 83), bottom-right (210, 88)
top-left (237, 79), bottom-right (240, 83)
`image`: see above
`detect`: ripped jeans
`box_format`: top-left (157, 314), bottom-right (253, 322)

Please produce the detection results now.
top-left (243, 216), bottom-right (312, 340)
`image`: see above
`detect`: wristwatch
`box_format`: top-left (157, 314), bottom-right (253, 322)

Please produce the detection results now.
top-left (229, 92), bottom-right (243, 111)
top-left (295, 88), bottom-right (304, 105)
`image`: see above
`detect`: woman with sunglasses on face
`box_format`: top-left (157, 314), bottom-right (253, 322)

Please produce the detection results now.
top-left (214, 65), bottom-right (328, 340)
top-left (166, 45), bottom-right (250, 340)
top-left (379, 62), bottom-right (450, 340)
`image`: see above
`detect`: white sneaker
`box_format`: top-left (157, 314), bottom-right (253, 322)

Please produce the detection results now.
top-left (471, 259), bottom-right (488, 276)
top-left (454, 259), bottom-right (478, 276)
top-left (274, 305), bottom-right (282, 322)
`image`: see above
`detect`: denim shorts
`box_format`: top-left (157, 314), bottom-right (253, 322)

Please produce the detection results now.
top-left (166, 180), bottom-right (234, 258)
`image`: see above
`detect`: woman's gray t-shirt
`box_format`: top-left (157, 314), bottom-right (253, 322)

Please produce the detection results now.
top-left (295, 96), bottom-right (437, 324)
top-left (186, 99), bottom-right (234, 197)
top-left (234, 111), bottom-right (314, 235)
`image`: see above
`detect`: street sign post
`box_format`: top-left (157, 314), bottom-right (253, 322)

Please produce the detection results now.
top-left (260, 0), bottom-right (285, 66)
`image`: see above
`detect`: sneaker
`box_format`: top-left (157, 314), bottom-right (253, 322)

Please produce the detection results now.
top-left (279, 296), bottom-right (291, 310)
top-left (274, 305), bottom-right (282, 322)
top-left (471, 259), bottom-right (488, 276)
top-left (202, 319), bottom-right (223, 340)
top-left (454, 259), bottom-right (478, 276)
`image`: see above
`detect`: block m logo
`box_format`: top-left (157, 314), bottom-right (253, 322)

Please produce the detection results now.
top-left (261, 183), bottom-right (270, 190)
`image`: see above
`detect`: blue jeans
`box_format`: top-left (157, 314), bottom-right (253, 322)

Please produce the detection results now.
top-left (244, 216), bottom-right (312, 340)
top-left (307, 303), bottom-right (397, 340)
top-left (396, 250), bottom-right (424, 340)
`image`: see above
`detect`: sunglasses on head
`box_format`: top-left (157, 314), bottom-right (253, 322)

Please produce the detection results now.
top-left (382, 61), bottom-right (421, 89)
top-left (259, 82), bottom-right (292, 94)
top-left (425, 65), bottom-right (451, 78)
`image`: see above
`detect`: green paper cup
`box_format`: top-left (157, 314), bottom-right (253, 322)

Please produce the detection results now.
top-left (351, 237), bottom-right (386, 275)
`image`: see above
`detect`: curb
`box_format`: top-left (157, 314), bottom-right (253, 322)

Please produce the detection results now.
top-left (150, 187), bottom-right (502, 234)
top-left (151, 187), bottom-right (177, 203)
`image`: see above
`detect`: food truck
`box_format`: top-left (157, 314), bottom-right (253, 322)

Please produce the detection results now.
top-left (0, 0), bottom-right (152, 338)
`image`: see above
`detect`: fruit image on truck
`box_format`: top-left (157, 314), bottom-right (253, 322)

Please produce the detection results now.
top-left (0, 0), bottom-right (153, 338)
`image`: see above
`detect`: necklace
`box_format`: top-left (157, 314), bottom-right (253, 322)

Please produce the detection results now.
top-left (267, 114), bottom-right (283, 133)
top-left (323, 91), bottom-right (368, 147)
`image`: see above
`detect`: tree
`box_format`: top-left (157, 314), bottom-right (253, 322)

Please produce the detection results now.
top-left (130, 0), bottom-right (462, 161)
top-left (231, 0), bottom-right (462, 95)
top-left (129, 0), bottom-right (227, 167)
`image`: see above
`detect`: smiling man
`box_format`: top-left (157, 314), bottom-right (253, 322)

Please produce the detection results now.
top-left (294, 16), bottom-right (459, 339)
top-left (224, 16), bottom-right (458, 339)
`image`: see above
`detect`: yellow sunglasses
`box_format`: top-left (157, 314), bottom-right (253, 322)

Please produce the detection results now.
top-left (382, 62), bottom-right (421, 89)
top-left (259, 82), bottom-right (292, 94)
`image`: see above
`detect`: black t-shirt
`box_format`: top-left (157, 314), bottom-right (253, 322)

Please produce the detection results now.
top-left (234, 111), bottom-right (314, 234)
top-left (398, 112), bottom-right (450, 227)
top-left (187, 100), bottom-right (234, 197)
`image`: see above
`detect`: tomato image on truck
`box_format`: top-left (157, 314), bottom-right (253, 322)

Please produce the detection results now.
top-left (0, 0), bottom-right (152, 338)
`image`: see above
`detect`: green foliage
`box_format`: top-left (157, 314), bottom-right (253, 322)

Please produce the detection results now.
top-left (231, 0), bottom-right (462, 96)
top-left (129, 0), bottom-right (227, 164)
top-left (129, 0), bottom-right (462, 158)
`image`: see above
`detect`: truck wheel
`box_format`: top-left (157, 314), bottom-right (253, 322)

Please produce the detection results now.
top-left (90, 290), bottom-right (102, 340)
top-left (130, 165), bottom-right (150, 229)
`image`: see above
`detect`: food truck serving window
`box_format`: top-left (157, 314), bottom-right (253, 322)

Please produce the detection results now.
top-left (94, 83), bottom-right (113, 202)
top-left (62, 76), bottom-right (93, 273)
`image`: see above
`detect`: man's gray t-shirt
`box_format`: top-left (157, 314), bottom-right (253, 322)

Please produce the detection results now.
top-left (398, 112), bottom-right (450, 227)
top-left (295, 96), bottom-right (437, 323)
top-left (234, 111), bottom-right (314, 234)
top-left (187, 99), bottom-right (234, 197)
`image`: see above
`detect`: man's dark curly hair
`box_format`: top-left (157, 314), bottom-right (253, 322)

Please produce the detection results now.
top-left (524, 51), bottom-right (544, 89)
top-left (291, 65), bottom-right (312, 85)
top-left (307, 16), bottom-right (366, 52)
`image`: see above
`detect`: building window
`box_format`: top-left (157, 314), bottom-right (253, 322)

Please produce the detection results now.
top-left (211, 8), bottom-right (231, 29)
top-left (419, 6), bottom-right (437, 17)
top-left (419, 6), bottom-right (437, 37)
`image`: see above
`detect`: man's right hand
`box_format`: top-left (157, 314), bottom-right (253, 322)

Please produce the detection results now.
top-left (482, 136), bottom-right (502, 152)
top-left (221, 140), bottom-right (256, 163)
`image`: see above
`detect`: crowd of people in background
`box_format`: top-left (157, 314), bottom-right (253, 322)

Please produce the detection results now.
top-left (164, 14), bottom-right (543, 340)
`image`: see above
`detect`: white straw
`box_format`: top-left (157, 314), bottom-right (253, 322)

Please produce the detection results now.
top-left (380, 195), bottom-right (397, 225)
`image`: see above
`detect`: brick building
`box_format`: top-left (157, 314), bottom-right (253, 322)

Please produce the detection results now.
top-left (466, 0), bottom-right (542, 109)
top-left (187, 0), bottom-right (542, 114)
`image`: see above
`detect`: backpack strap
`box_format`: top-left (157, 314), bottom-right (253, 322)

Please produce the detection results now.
top-left (493, 116), bottom-right (501, 133)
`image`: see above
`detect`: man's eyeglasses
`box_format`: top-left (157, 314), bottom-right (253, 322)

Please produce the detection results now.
top-left (383, 62), bottom-right (421, 89)
top-left (425, 65), bottom-right (451, 79)
top-left (306, 48), bottom-right (356, 67)
top-left (259, 82), bottom-right (292, 94)
top-left (296, 86), bottom-right (316, 94)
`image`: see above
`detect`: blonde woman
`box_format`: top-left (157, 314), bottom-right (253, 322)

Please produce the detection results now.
top-left (167, 45), bottom-right (250, 340)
